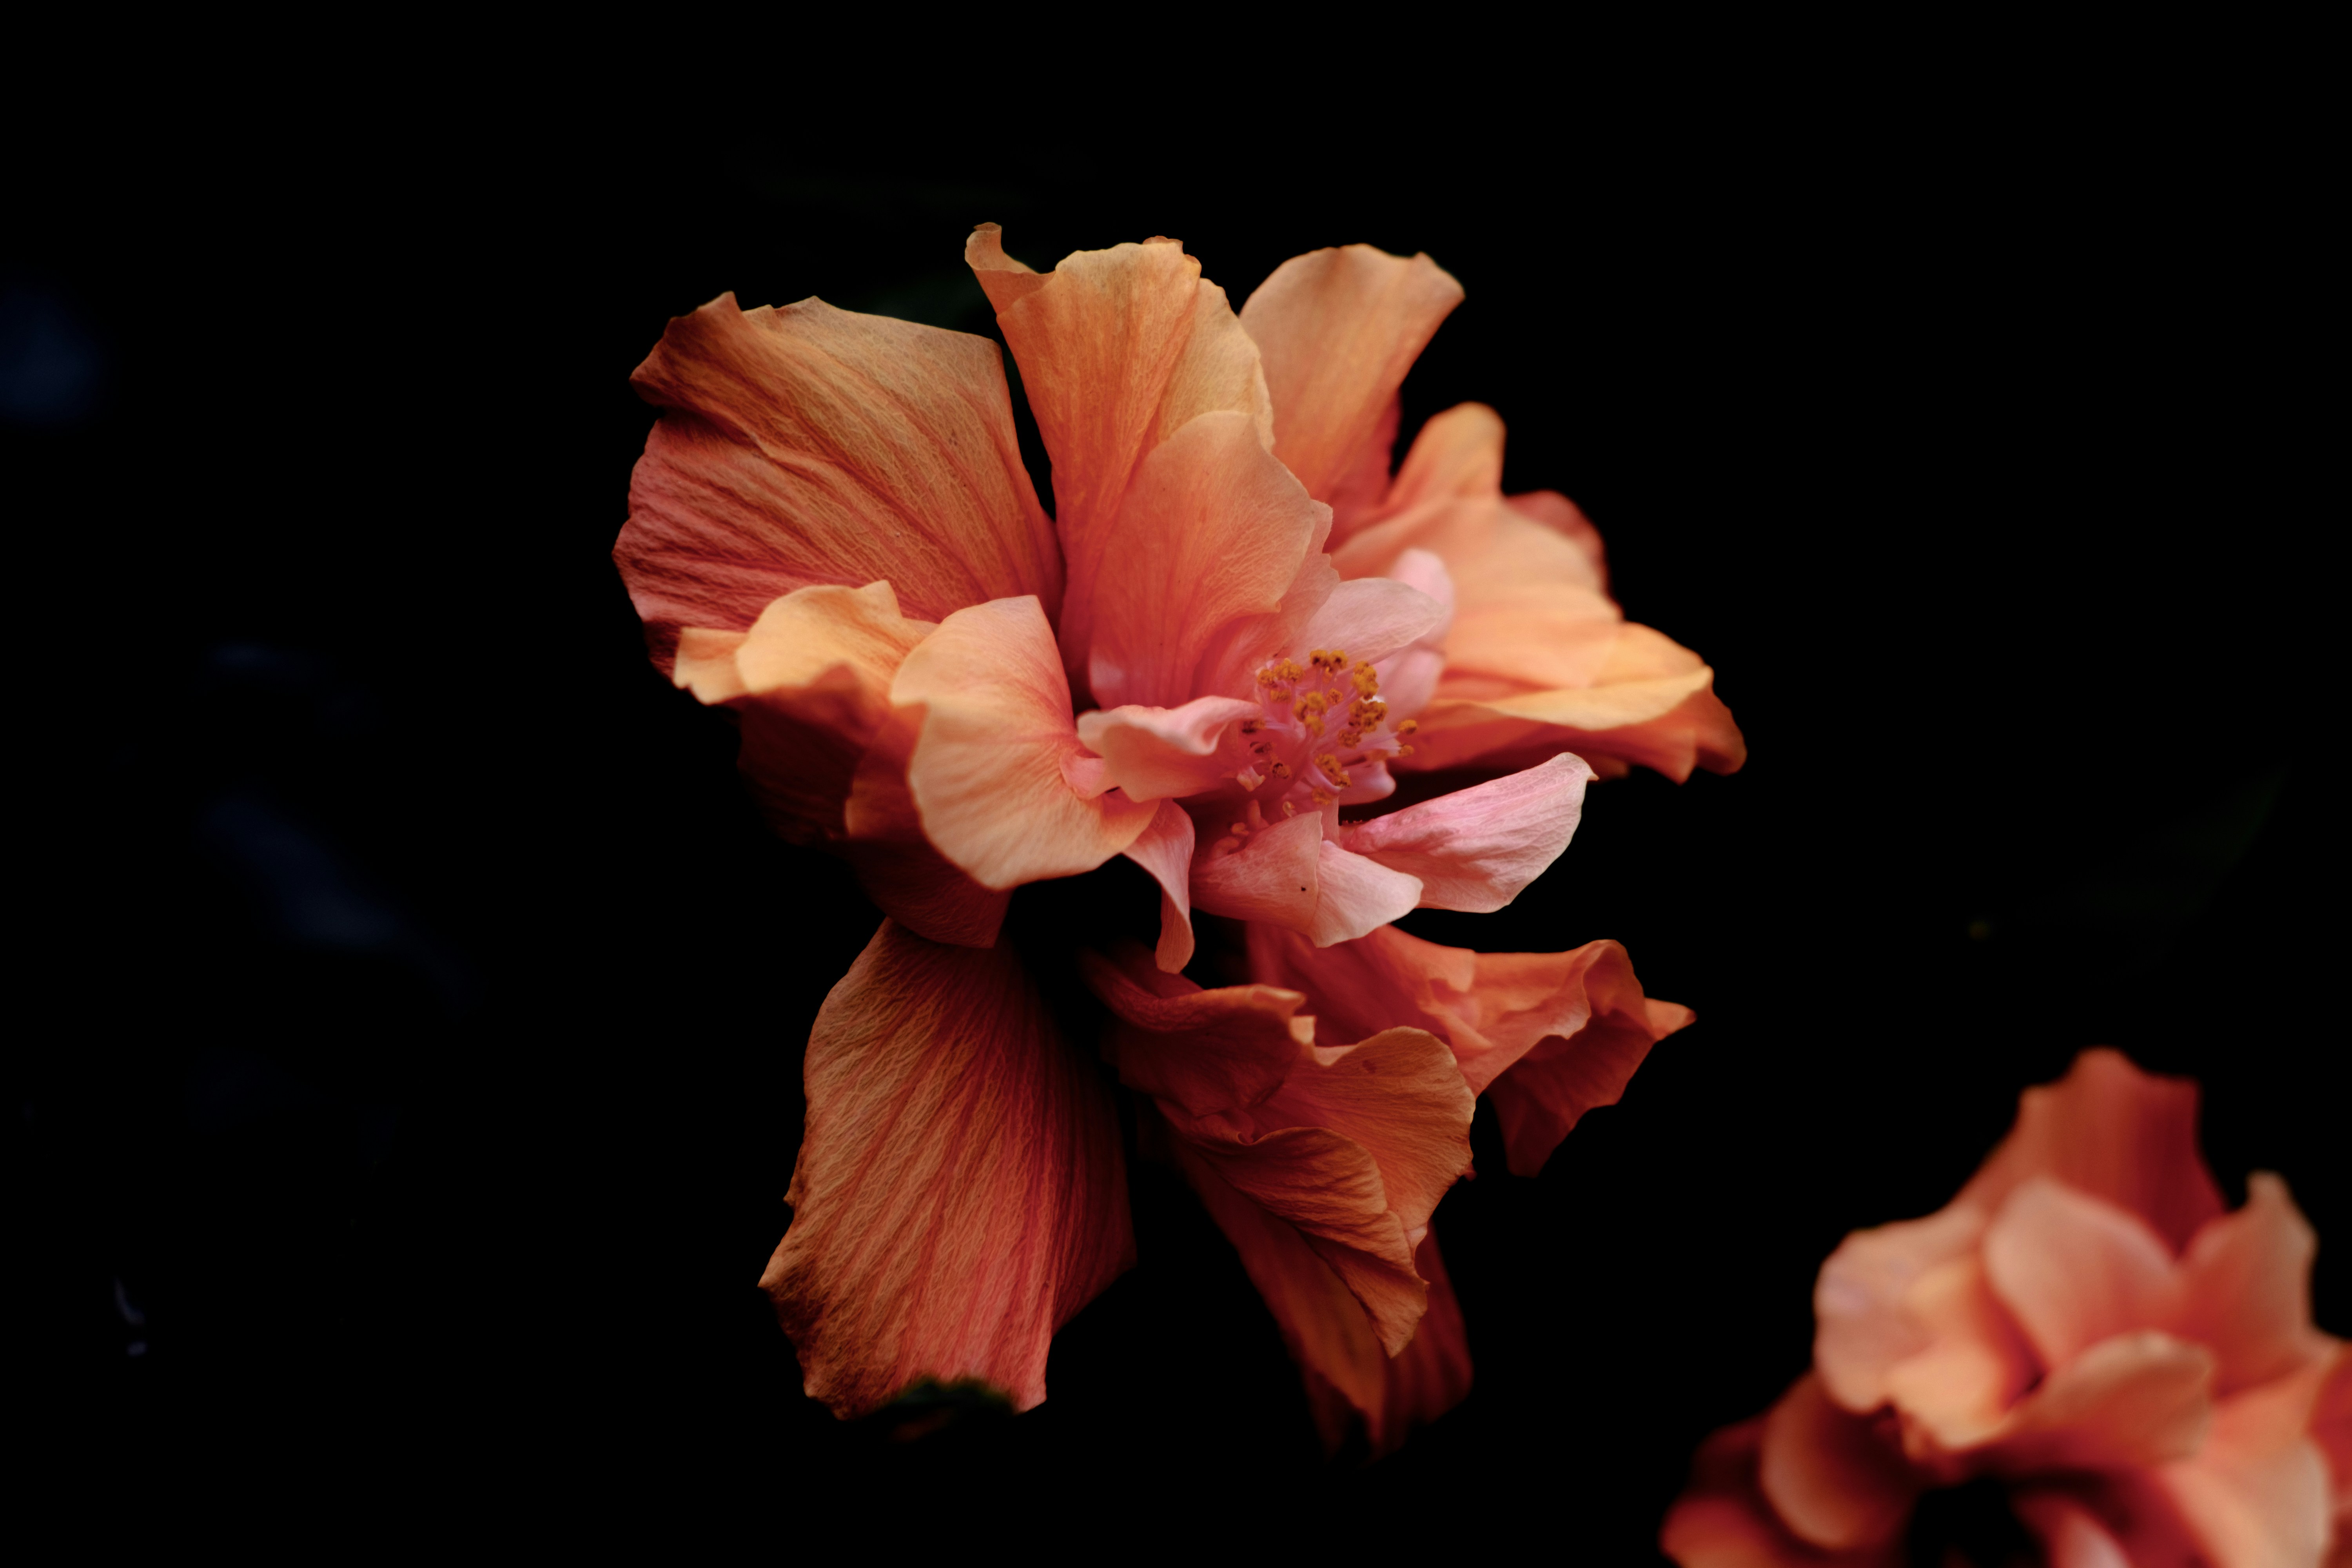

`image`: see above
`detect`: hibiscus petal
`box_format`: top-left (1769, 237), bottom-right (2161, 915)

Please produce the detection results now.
top-left (1239, 245), bottom-right (1463, 508)
top-left (675, 581), bottom-right (936, 846)
top-left (1983, 1178), bottom-right (2182, 1369)
top-left (1383, 402), bottom-right (1507, 514)
top-left (1083, 410), bottom-right (1324, 709)
top-left (2009, 1493), bottom-right (2136, 1568)
top-left (1814, 1204), bottom-right (1995, 1417)
top-left (1338, 753), bottom-right (1593, 912)
top-left (1661, 1415), bottom-right (1901, 1568)
top-left (1758, 1372), bottom-right (1923, 1551)
top-left (1986, 1329), bottom-right (2216, 1472)
top-left (1190, 809), bottom-right (1323, 931)
top-left (1310, 842), bottom-right (1425, 946)
top-left (967, 227), bottom-right (1273, 690)
top-left (1290, 574), bottom-right (1450, 672)
top-left (895, 596), bottom-right (1157, 890)
top-left (1486, 991), bottom-right (1690, 1178)
top-left (1076, 696), bottom-right (1261, 804)
top-left (1118, 799), bottom-right (1198, 973)
top-left (1879, 1251), bottom-right (2038, 1452)
top-left (1080, 941), bottom-right (1307, 1118)
top-left (761, 920), bottom-right (1132, 1416)
top-left (619, 295), bottom-right (1058, 673)
top-left (1252, 1027), bottom-right (1475, 1238)
top-left (839, 706), bottom-right (1011, 947)
top-left (1958, 1048), bottom-right (2227, 1255)
top-left (2172, 1173), bottom-right (2333, 1397)
top-left (2157, 1364), bottom-right (2337, 1568)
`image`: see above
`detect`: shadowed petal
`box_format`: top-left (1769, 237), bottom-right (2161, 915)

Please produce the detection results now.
top-left (1085, 411), bottom-right (1326, 710)
top-left (1246, 922), bottom-right (1685, 1174)
top-left (619, 295), bottom-right (1057, 673)
top-left (1082, 940), bottom-right (1307, 1118)
top-left (1983, 1179), bottom-right (2182, 1368)
top-left (968, 225), bottom-right (1272, 689)
top-left (761, 921), bottom-right (1132, 1416)
top-left (674, 581), bottom-right (935, 846)
top-left (1759, 1373), bottom-right (1923, 1550)
top-left (895, 596), bottom-right (1156, 890)
top-left (1191, 809), bottom-right (1323, 931)
top-left (1239, 245), bottom-right (1463, 517)
top-left (1958, 1048), bottom-right (2227, 1254)
top-left (1662, 1414), bottom-right (1907, 1567)
top-left (839, 708), bottom-right (1011, 947)
top-left (2010, 1494), bottom-right (2136, 1568)
top-left (1880, 1252), bottom-right (2038, 1451)
top-left (1119, 799), bottom-right (1198, 972)
top-left (1337, 753), bottom-right (1592, 912)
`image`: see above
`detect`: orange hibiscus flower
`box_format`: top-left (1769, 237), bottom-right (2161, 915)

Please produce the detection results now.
top-left (613, 224), bottom-right (1713, 1450)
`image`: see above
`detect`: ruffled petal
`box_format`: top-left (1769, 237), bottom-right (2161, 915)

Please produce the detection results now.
top-left (1085, 410), bottom-right (1325, 710)
top-left (1238, 245), bottom-right (1463, 517)
top-left (2172, 1173), bottom-right (2334, 1397)
top-left (2158, 1364), bottom-right (2337, 1568)
top-left (1814, 1204), bottom-right (1994, 1416)
top-left (1983, 1178), bottom-right (2181, 1369)
top-left (760, 920), bottom-right (1132, 1416)
top-left (620, 295), bottom-right (1058, 673)
top-left (1661, 1414), bottom-right (1907, 1568)
top-left (1288, 574), bottom-right (1450, 672)
top-left (1118, 799), bottom-right (1198, 973)
top-left (674, 581), bottom-right (935, 845)
top-left (1081, 940), bottom-right (1307, 1118)
top-left (1984, 1330), bottom-right (2216, 1472)
top-left (1310, 842), bottom-right (1425, 946)
top-left (1076, 696), bottom-right (1260, 804)
top-left (1757, 1372), bottom-right (1923, 1550)
top-left (967, 226), bottom-right (1273, 689)
top-left (1381, 402), bottom-right (1507, 515)
top-left (895, 596), bottom-right (1156, 890)
top-left (1337, 753), bottom-right (1592, 912)
top-left (1189, 808), bottom-right (1323, 931)
top-left (840, 705), bottom-right (1011, 947)
top-left (1958, 1048), bottom-right (2227, 1254)
top-left (1245, 922), bottom-right (1684, 1174)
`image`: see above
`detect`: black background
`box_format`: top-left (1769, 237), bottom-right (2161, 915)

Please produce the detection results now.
top-left (14, 91), bottom-right (2335, 1551)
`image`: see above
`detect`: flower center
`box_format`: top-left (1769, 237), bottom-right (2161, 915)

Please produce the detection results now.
top-left (1216, 648), bottom-right (1418, 848)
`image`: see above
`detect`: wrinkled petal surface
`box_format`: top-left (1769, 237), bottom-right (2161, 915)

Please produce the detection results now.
top-left (621, 295), bottom-right (1057, 672)
top-left (761, 921), bottom-right (1131, 1416)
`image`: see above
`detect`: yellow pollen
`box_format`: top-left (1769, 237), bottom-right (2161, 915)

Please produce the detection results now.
top-left (1281, 801), bottom-right (1296, 817)
top-left (1301, 713), bottom-right (1325, 738)
top-left (1240, 716), bottom-right (1263, 734)
top-left (1394, 719), bottom-right (1418, 737)
top-left (1395, 744), bottom-right (1414, 757)
top-left (1350, 663), bottom-right (1379, 697)
top-left (1315, 753), bottom-right (1351, 788)
top-left (1310, 788), bottom-right (1333, 806)
top-left (1268, 760), bottom-right (1291, 779)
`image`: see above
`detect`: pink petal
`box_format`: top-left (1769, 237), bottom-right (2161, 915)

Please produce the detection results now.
top-left (673, 581), bottom-right (936, 848)
top-left (1238, 245), bottom-right (1463, 511)
top-left (895, 596), bottom-right (1157, 890)
top-left (1288, 573), bottom-right (1450, 672)
top-left (1309, 842), bottom-right (1425, 946)
top-left (619, 294), bottom-right (1058, 674)
top-left (2158, 1367), bottom-right (2337, 1568)
top-left (1958, 1047), bottom-right (2226, 1254)
top-left (967, 226), bottom-right (1273, 690)
top-left (1661, 1414), bottom-right (1906, 1567)
top-left (1085, 410), bottom-right (1327, 709)
top-left (1189, 808), bottom-right (1323, 931)
top-left (1075, 695), bottom-right (1260, 803)
top-left (760, 920), bottom-right (1132, 1416)
top-left (1985, 1329), bottom-right (2216, 1472)
top-left (2171, 1173), bottom-right (2334, 1397)
top-left (1879, 1251), bottom-right (2038, 1452)
top-left (1245, 922), bottom-right (1684, 1174)
top-left (1337, 753), bottom-right (1593, 912)
top-left (1982, 1178), bottom-right (2182, 1369)
top-left (1081, 941), bottom-right (1307, 1118)
top-left (1758, 1372), bottom-right (1923, 1550)
top-left (1814, 1203), bottom-right (1996, 1417)
top-left (1118, 799), bottom-right (1197, 973)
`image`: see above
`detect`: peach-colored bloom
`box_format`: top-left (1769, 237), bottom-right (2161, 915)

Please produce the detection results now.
top-left (613, 225), bottom-right (1702, 1445)
top-left (1661, 1049), bottom-right (2350, 1567)
top-left (1236, 245), bottom-right (1747, 782)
